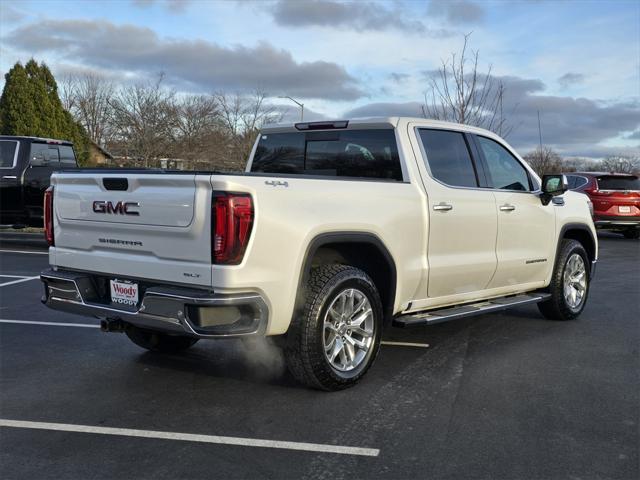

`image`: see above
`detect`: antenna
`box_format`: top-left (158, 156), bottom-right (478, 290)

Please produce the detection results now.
top-left (537, 110), bottom-right (543, 150)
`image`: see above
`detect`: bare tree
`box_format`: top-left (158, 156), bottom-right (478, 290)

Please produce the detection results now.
top-left (213, 90), bottom-right (283, 168)
top-left (600, 155), bottom-right (640, 174)
top-left (422, 33), bottom-right (513, 137)
top-left (58, 75), bottom-right (77, 112)
top-left (173, 94), bottom-right (223, 167)
top-left (523, 146), bottom-right (564, 176)
top-left (109, 74), bottom-right (177, 167)
top-left (563, 157), bottom-right (602, 173)
top-left (65, 74), bottom-right (115, 147)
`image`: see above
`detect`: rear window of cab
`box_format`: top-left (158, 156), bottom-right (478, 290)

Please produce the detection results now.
top-left (597, 175), bottom-right (640, 191)
top-left (251, 129), bottom-right (403, 181)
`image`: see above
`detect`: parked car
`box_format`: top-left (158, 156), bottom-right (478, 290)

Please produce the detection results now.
top-left (566, 172), bottom-right (640, 239)
top-left (40, 118), bottom-right (597, 390)
top-left (0, 136), bottom-right (78, 227)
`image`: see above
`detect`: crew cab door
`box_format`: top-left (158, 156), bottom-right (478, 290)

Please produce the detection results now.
top-left (411, 127), bottom-right (498, 299)
top-left (0, 139), bottom-right (22, 222)
top-left (24, 142), bottom-right (61, 219)
top-left (472, 135), bottom-right (555, 288)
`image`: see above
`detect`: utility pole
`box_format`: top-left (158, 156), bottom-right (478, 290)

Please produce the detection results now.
top-left (279, 95), bottom-right (304, 121)
top-left (537, 110), bottom-right (543, 163)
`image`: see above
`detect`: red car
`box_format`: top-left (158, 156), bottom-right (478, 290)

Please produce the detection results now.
top-left (566, 172), bottom-right (640, 239)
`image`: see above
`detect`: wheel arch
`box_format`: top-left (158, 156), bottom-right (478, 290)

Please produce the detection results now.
top-left (558, 223), bottom-right (597, 273)
top-left (293, 232), bottom-right (398, 325)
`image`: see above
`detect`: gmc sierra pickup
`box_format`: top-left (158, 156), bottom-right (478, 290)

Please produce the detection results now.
top-left (40, 117), bottom-right (597, 390)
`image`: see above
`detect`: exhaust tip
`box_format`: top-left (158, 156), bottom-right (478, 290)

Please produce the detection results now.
top-left (100, 319), bottom-right (126, 333)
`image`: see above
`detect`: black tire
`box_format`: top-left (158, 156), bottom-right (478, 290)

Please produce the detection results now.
top-left (623, 229), bottom-right (640, 239)
top-left (538, 239), bottom-right (590, 321)
top-left (284, 264), bottom-right (383, 391)
top-left (125, 326), bottom-right (198, 353)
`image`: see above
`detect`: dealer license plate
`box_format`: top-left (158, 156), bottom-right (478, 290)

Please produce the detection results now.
top-left (618, 206), bottom-right (631, 213)
top-left (110, 279), bottom-right (139, 306)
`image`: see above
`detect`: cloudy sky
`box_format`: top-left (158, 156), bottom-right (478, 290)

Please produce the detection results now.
top-left (1, 0), bottom-right (638, 158)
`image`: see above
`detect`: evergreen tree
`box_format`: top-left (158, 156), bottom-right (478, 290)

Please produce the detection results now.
top-left (0, 60), bottom-right (89, 164)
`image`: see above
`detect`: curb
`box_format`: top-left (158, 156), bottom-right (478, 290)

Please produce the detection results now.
top-left (0, 231), bottom-right (47, 249)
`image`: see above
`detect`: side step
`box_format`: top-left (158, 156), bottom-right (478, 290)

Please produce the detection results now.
top-left (393, 293), bottom-right (551, 328)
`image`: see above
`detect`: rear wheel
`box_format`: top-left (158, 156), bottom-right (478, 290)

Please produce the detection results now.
top-left (285, 264), bottom-right (383, 391)
top-left (538, 239), bottom-right (590, 321)
top-left (125, 326), bottom-right (198, 353)
top-left (623, 229), bottom-right (639, 239)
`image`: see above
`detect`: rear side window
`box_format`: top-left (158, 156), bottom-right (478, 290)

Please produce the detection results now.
top-left (0, 140), bottom-right (18, 168)
top-left (251, 129), bottom-right (403, 181)
top-left (418, 129), bottom-right (477, 188)
top-left (30, 143), bottom-right (60, 167)
top-left (574, 176), bottom-right (589, 189)
top-left (567, 175), bottom-right (588, 190)
top-left (59, 145), bottom-right (77, 167)
top-left (597, 176), bottom-right (640, 190)
top-left (476, 136), bottom-right (531, 191)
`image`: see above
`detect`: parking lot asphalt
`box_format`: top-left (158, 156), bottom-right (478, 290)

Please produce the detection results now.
top-left (0, 235), bottom-right (638, 479)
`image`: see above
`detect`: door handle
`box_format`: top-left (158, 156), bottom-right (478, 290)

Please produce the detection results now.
top-left (433, 203), bottom-right (453, 212)
top-left (1, 176), bottom-right (17, 179)
top-left (500, 204), bottom-right (516, 212)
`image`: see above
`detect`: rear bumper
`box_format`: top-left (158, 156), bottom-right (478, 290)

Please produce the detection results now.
top-left (40, 269), bottom-right (268, 338)
top-left (594, 215), bottom-right (640, 228)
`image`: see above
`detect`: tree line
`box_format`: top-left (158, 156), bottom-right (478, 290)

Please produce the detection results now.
top-left (1, 61), bottom-right (281, 170)
top-left (1, 58), bottom-right (638, 175)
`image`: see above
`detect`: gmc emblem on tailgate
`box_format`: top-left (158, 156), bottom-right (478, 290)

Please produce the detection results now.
top-left (93, 201), bottom-right (140, 216)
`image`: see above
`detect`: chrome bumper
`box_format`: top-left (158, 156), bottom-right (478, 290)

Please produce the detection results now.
top-left (40, 269), bottom-right (268, 338)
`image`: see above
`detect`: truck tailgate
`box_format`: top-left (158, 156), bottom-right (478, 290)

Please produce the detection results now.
top-left (51, 173), bottom-right (213, 287)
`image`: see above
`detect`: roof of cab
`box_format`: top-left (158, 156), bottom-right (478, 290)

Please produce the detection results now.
top-left (0, 135), bottom-right (73, 145)
top-left (260, 116), bottom-right (501, 138)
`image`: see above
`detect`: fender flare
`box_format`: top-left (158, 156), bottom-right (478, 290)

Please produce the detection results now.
top-left (556, 222), bottom-right (597, 276)
top-left (294, 232), bottom-right (398, 320)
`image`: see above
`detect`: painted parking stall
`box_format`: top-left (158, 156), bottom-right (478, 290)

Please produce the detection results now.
top-left (0, 237), bottom-right (638, 479)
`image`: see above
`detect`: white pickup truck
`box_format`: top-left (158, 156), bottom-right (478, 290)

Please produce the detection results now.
top-left (41, 117), bottom-right (597, 390)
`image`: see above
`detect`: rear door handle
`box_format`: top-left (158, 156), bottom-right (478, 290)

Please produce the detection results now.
top-left (433, 203), bottom-right (453, 212)
top-left (500, 204), bottom-right (516, 212)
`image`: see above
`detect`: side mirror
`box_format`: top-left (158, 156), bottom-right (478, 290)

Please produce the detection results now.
top-left (541, 174), bottom-right (568, 205)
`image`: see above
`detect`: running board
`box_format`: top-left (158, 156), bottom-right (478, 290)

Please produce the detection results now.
top-left (393, 293), bottom-right (551, 328)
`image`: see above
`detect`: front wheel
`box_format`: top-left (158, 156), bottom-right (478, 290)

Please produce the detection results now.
top-left (125, 326), bottom-right (198, 353)
top-left (285, 265), bottom-right (383, 391)
top-left (538, 239), bottom-right (590, 321)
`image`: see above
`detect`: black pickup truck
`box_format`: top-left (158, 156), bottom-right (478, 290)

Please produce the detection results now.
top-left (0, 136), bottom-right (78, 227)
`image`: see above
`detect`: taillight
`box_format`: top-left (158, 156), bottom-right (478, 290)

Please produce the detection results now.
top-left (212, 192), bottom-right (254, 265)
top-left (44, 186), bottom-right (54, 246)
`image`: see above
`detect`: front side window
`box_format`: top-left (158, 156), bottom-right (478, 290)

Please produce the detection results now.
top-left (418, 129), bottom-right (478, 188)
top-left (477, 136), bottom-right (531, 191)
top-left (0, 140), bottom-right (18, 168)
top-left (251, 129), bottom-right (403, 181)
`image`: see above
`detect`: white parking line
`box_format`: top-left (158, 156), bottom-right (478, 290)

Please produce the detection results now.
top-left (0, 319), bottom-right (99, 328)
top-left (0, 274), bottom-right (31, 279)
top-left (0, 320), bottom-right (432, 348)
top-left (0, 419), bottom-right (380, 457)
top-left (0, 276), bottom-right (39, 287)
top-left (0, 249), bottom-right (48, 255)
top-left (381, 341), bottom-right (430, 348)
